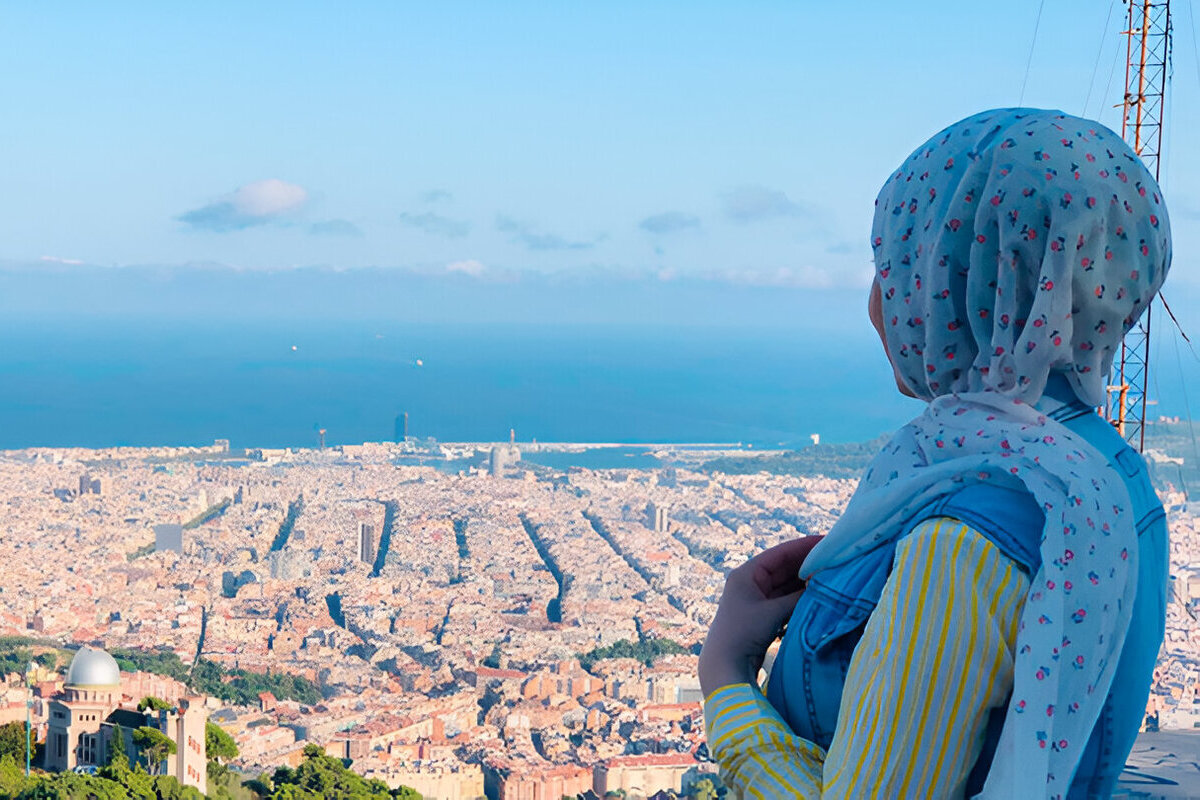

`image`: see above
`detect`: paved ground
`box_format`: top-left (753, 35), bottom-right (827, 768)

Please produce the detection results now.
top-left (1115, 731), bottom-right (1200, 799)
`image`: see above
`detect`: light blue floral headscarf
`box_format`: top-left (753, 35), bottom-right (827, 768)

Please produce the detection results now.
top-left (800, 109), bottom-right (1171, 798)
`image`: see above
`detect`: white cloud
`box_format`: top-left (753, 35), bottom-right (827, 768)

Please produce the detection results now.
top-left (233, 179), bottom-right (308, 217)
top-left (178, 178), bottom-right (309, 232)
top-left (446, 259), bottom-right (486, 276)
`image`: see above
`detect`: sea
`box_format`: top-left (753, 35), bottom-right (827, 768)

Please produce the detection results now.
top-left (1, 319), bottom-right (1196, 452)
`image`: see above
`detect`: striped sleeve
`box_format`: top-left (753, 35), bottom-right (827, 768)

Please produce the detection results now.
top-left (703, 518), bottom-right (1031, 799)
top-left (703, 683), bottom-right (825, 798)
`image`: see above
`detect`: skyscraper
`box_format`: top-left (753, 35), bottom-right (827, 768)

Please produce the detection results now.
top-left (489, 431), bottom-right (521, 477)
top-left (356, 522), bottom-right (376, 565)
top-left (645, 502), bottom-right (668, 533)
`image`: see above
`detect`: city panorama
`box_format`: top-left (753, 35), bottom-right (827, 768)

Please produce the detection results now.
top-left (2, 430), bottom-right (1198, 798)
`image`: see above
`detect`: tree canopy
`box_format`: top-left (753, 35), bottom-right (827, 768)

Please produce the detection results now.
top-left (205, 722), bottom-right (238, 764)
top-left (138, 696), bottom-right (173, 712)
top-left (264, 744), bottom-right (420, 799)
top-left (0, 717), bottom-right (419, 799)
top-left (0, 722), bottom-right (33, 763)
top-left (110, 648), bottom-right (322, 707)
top-left (0, 751), bottom-right (203, 800)
top-left (578, 637), bottom-right (688, 670)
top-left (132, 726), bottom-right (176, 776)
top-left (108, 723), bottom-right (129, 769)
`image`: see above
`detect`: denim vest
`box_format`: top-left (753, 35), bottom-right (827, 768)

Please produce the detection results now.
top-left (765, 379), bottom-right (1167, 798)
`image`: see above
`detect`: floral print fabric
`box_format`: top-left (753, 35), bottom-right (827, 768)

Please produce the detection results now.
top-left (799, 109), bottom-right (1172, 799)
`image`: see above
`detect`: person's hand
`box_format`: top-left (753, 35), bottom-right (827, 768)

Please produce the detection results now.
top-left (698, 535), bottom-right (824, 697)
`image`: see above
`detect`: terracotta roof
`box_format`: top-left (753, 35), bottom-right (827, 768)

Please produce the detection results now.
top-left (602, 752), bottom-right (698, 767)
top-left (475, 666), bottom-right (526, 680)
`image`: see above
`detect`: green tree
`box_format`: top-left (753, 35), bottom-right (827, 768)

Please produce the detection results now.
top-left (0, 721), bottom-right (33, 763)
top-left (690, 778), bottom-right (719, 800)
top-left (107, 722), bottom-right (129, 769)
top-left (209, 765), bottom-right (259, 800)
top-left (267, 744), bottom-right (420, 799)
top-left (98, 757), bottom-right (142, 797)
top-left (578, 637), bottom-right (688, 670)
top-left (16, 771), bottom-right (130, 799)
top-left (0, 753), bottom-right (33, 798)
top-left (205, 721), bottom-right (239, 763)
top-left (0, 646), bottom-right (33, 678)
top-left (110, 647), bottom-right (322, 707)
top-left (152, 774), bottom-right (204, 800)
top-left (132, 726), bottom-right (176, 776)
top-left (241, 773), bottom-right (274, 798)
top-left (137, 696), bottom-right (173, 712)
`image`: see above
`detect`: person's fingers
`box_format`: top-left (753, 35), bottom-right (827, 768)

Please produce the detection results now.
top-left (758, 535), bottom-right (823, 573)
top-left (749, 561), bottom-right (804, 598)
top-left (750, 535), bottom-right (824, 594)
top-left (769, 575), bottom-right (805, 599)
top-left (764, 588), bottom-right (806, 622)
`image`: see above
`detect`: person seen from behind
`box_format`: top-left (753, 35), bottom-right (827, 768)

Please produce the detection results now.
top-left (698, 108), bottom-right (1172, 799)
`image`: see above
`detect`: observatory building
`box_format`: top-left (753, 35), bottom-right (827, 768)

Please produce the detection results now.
top-left (44, 646), bottom-right (208, 793)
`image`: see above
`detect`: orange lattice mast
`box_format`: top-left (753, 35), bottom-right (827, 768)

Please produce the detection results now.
top-left (1107, 0), bottom-right (1171, 451)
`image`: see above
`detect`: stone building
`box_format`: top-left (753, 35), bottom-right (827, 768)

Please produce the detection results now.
top-left (44, 646), bottom-right (208, 793)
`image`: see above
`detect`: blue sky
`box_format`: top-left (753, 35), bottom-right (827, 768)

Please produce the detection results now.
top-left (2, 0), bottom-right (1199, 289)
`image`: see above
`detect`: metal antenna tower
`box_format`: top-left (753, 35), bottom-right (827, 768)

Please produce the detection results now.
top-left (1107, 0), bottom-right (1171, 451)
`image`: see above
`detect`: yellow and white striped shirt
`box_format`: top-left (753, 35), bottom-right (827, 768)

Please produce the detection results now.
top-left (704, 518), bottom-right (1031, 799)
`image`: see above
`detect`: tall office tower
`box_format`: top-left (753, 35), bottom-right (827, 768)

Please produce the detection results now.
top-left (489, 444), bottom-right (521, 477)
top-left (645, 502), bottom-right (668, 533)
top-left (395, 412), bottom-right (409, 443)
top-left (155, 524), bottom-right (184, 553)
top-left (356, 522), bottom-right (376, 565)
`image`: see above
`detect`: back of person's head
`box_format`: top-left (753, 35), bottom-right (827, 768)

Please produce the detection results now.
top-left (871, 108), bottom-right (1171, 405)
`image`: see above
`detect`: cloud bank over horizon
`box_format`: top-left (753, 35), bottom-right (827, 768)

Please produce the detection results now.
top-left (0, 256), bottom-right (893, 332)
